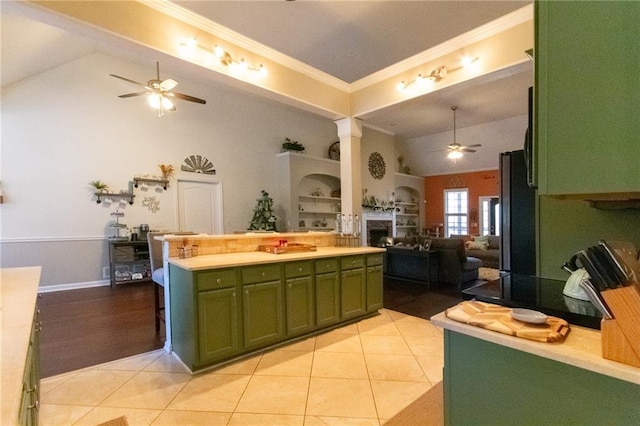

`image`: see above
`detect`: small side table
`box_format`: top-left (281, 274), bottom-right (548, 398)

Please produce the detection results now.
top-left (108, 240), bottom-right (151, 288)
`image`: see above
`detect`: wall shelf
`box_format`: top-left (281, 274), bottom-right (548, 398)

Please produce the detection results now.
top-left (95, 192), bottom-right (134, 204)
top-left (133, 177), bottom-right (169, 190)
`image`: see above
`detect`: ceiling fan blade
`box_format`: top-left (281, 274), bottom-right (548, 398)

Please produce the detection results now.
top-left (109, 74), bottom-right (150, 89)
top-left (461, 144), bottom-right (482, 148)
top-left (168, 92), bottom-right (207, 104)
top-left (461, 148), bottom-right (477, 153)
top-left (118, 91), bottom-right (149, 98)
top-left (160, 78), bottom-right (178, 91)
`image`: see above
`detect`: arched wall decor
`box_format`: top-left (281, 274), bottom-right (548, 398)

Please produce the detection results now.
top-left (181, 155), bottom-right (216, 175)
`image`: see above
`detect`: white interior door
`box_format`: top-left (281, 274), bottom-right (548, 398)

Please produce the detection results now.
top-left (176, 176), bottom-right (223, 234)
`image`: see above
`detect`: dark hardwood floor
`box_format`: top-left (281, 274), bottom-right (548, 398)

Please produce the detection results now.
top-left (38, 276), bottom-right (477, 378)
top-left (38, 281), bottom-right (164, 378)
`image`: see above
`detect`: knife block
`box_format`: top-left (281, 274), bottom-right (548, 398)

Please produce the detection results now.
top-left (600, 285), bottom-right (640, 367)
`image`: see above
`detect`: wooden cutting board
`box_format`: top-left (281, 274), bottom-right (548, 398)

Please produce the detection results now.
top-left (445, 301), bottom-right (570, 343)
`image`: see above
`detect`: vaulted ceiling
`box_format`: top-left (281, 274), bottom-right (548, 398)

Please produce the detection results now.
top-left (1, 0), bottom-right (533, 139)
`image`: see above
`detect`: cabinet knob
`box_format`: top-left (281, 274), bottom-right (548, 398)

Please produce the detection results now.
top-left (216, 278), bottom-right (222, 284)
top-left (298, 267), bottom-right (303, 272)
top-left (352, 261), bottom-right (356, 265)
top-left (326, 264), bottom-right (330, 269)
top-left (232, 292), bottom-right (236, 297)
top-left (261, 272), bottom-right (266, 277)
top-left (245, 290), bottom-right (249, 295)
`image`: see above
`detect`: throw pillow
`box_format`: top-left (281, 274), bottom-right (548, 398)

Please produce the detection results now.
top-left (468, 241), bottom-right (489, 250)
top-left (474, 235), bottom-right (489, 244)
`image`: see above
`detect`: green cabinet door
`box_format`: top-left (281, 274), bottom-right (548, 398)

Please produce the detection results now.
top-left (315, 271), bottom-right (340, 327)
top-left (286, 276), bottom-right (315, 336)
top-left (197, 287), bottom-right (240, 363)
top-left (243, 281), bottom-right (284, 349)
top-left (341, 268), bottom-right (366, 320)
top-left (366, 265), bottom-right (383, 312)
top-left (535, 1), bottom-right (640, 195)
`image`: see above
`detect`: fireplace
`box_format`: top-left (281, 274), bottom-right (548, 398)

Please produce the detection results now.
top-left (363, 211), bottom-right (393, 246)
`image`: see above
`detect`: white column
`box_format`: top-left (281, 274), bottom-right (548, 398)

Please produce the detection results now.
top-left (335, 118), bottom-right (363, 225)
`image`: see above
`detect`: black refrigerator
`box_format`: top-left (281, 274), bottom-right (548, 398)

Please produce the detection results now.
top-left (499, 150), bottom-right (536, 275)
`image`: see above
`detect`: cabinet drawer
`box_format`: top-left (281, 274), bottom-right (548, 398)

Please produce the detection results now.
top-left (316, 258), bottom-right (338, 274)
top-left (341, 255), bottom-right (364, 270)
top-left (197, 269), bottom-right (237, 291)
top-left (285, 261), bottom-right (312, 278)
top-left (367, 253), bottom-right (384, 267)
top-left (242, 264), bottom-right (282, 284)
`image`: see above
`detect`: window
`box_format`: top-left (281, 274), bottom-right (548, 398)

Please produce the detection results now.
top-left (444, 189), bottom-right (468, 237)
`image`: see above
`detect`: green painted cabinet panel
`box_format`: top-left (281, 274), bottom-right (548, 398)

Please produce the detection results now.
top-left (243, 281), bottom-right (284, 349)
top-left (366, 264), bottom-right (383, 312)
top-left (315, 271), bottom-right (340, 327)
top-left (535, 1), bottom-right (640, 195)
top-left (197, 287), bottom-right (240, 363)
top-left (286, 276), bottom-right (315, 336)
top-left (19, 308), bottom-right (40, 426)
top-left (341, 268), bottom-right (366, 320)
top-left (443, 330), bottom-right (640, 425)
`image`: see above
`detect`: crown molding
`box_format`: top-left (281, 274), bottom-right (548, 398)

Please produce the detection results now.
top-left (350, 3), bottom-right (534, 91)
top-left (141, 0), bottom-right (351, 92)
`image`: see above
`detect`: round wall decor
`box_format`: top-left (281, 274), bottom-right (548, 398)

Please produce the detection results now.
top-left (368, 152), bottom-right (386, 180)
top-left (328, 140), bottom-right (340, 160)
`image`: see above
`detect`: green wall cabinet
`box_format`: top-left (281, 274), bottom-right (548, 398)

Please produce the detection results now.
top-left (443, 330), bottom-right (640, 425)
top-left (535, 1), bottom-right (640, 195)
top-left (340, 256), bottom-right (366, 320)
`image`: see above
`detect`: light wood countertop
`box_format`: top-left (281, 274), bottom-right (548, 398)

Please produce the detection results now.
top-left (1, 267), bottom-right (41, 425)
top-left (431, 311), bottom-right (640, 386)
top-left (169, 247), bottom-right (385, 271)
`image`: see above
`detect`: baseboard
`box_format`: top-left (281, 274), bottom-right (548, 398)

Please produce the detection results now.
top-left (38, 280), bottom-right (111, 293)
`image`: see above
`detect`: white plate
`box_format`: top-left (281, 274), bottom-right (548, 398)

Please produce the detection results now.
top-left (511, 308), bottom-right (548, 324)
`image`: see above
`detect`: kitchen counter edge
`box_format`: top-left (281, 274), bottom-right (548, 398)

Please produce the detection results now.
top-left (431, 311), bottom-right (639, 386)
top-left (168, 247), bottom-right (386, 271)
top-left (1, 267), bottom-right (42, 425)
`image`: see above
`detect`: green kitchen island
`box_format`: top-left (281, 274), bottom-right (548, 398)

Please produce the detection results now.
top-left (168, 247), bottom-right (384, 372)
top-left (431, 312), bottom-right (640, 425)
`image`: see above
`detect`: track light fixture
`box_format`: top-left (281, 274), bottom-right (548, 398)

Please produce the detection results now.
top-left (180, 38), bottom-right (267, 78)
top-left (396, 56), bottom-right (479, 93)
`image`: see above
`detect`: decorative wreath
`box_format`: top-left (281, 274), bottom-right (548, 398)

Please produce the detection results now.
top-left (368, 152), bottom-right (386, 180)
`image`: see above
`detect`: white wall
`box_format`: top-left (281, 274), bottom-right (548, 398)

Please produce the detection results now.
top-left (0, 52), bottom-right (339, 286)
top-left (396, 115), bottom-right (528, 176)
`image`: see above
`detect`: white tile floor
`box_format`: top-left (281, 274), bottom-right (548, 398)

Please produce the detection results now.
top-left (40, 309), bottom-right (444, 425)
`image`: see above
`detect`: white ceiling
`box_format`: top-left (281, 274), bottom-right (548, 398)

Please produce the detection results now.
top-left (1, 0), bottom-right (533, 139)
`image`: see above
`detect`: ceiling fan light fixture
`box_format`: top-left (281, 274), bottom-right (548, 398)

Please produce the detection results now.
top-left (448, 150), bottom-right (463, 160)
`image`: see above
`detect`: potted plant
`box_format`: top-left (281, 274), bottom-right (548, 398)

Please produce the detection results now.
top-left (282, 137), bottom-right (305, 153)
top-left (89, 180), bottom-right (109, 193)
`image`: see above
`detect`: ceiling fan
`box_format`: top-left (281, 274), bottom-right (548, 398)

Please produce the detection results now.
top-left (109, 62), bottom-right (206, 116)
top-left (431, 106), bottom-right (481, 160)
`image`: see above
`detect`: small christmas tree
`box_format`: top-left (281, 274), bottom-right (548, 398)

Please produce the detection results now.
top-left (248, 190), bottom-right (278, 231)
